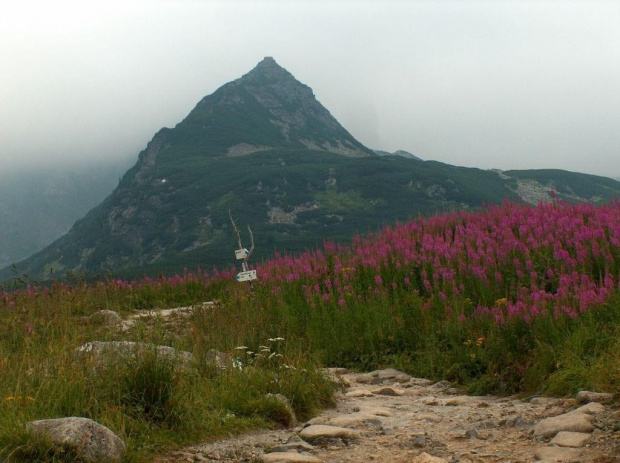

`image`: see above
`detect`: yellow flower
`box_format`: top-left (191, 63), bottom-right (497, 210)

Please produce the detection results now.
top-left (4, 395), bottom-right (34, 404)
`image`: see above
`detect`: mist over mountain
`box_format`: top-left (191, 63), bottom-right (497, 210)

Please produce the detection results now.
top-left (0, 160), bottom-right (131, 269)
top-left (2, 58), bottom-right (619, 283)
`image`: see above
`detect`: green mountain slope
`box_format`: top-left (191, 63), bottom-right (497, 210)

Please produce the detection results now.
top-left (2, 58), bottom-right (620, 282)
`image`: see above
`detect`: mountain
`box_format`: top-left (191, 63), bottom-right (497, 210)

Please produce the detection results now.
top-left (0, 162), bottom-right (128, 269)
top-left (2, 58), bottom-right (620, 283)
top-left (374, 149), bottom-right (422, 161)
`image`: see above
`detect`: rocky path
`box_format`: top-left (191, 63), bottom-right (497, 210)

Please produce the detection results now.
top-left (156, 368), bottom-right (619, 463)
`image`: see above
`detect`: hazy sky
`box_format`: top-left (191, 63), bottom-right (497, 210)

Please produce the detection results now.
top-left (2, 0), bottom-right (619, 178)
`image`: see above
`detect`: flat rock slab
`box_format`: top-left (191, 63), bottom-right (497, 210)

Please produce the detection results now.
top-left (299, 425), bottom-right (360, 441)
top-left (550, 431), bottom-right (590, 448)
top-left (533, 412), bottom-right (595, 438)
top-left (576, 390), bottom-right (614, 404)
top-left (26, 417), bottom-right (125, 463)
top-left (261, 452), bottom-right (323, 463)
top-left (534, 446), bottom-right (585, 462)
top-left (411, 452), bottom-right (449, 462)
top-left (328, 413), bottom-right (383, 427)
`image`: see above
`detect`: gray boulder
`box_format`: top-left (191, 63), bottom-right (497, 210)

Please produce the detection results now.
top-left (26, 417), bottom-right (125, 463)
top-left (76, 341), bottom-right (194, 370)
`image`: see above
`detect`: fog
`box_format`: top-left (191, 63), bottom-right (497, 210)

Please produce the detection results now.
top-left (1, 0), bottom-right (619, 178)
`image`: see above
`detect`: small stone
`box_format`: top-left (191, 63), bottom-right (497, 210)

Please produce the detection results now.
top-left (430, 380), bottom-right (451, 390)
top-left (268, 434), bottom-right (315, 453)
top-left (349, 373), bottom-right (375, 384)
top-left (422, 397), bottom-right (438, 406)
top-left (410, 378), bottom-right (434, 386)
top-left (261, 452), bottom-right (323, 463)
top-left (444, 397), bottom-right (469, 406)
top-left (576, 390), bottom-right (614, 404)
top-left (372, 387), bottom-right (404, 396)
top-left (346, 389), bottom-right (375, 398)
top-left (412, 435), bottom-right (427, 447)
top-left (87, 310), bottom-right (122, 326)
top-left (465, 429), bottom-right (478, 439)
top-left (417, 413), bottom-right (442, 423)
top-left (550, 431), bottom-right (590, 448)
top-left (411, 452), bottom-right (449, 462)
top-left (299, 425), bottom-right (360, 441)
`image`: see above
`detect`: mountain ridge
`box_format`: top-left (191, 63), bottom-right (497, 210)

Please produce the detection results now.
top-left (2, 58), bottom-right (620, 283)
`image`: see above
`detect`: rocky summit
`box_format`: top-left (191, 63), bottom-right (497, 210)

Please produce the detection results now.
top-left (3, 58), bottom-right (620, 282)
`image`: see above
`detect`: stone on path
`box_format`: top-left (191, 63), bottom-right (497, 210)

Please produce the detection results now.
top-left (372, 386), bottom-right (404, 396)
top-left (571, 401), bottom-right (605, 415)
top-left (328, 413), bottom-right (383, 427)
top-left (345, 389), bottom-right (374, 398)
top-left (550, 431), bottom-right (590, 448)
top-left (411, 452), bottom-right (449, 463)
top-left (268, 435), bottom-right (314, 453)
top-left (26, 417), bottom-right (125, 463)
top-left (261, 452), bottom-right (323, 463)
top-left (299, 425), bottom-right (360, 441)
top-left (533, 411), bottom-right (595, 439)
top-left (576, 390), bottom-right (614, 404)
top-left (534, 446), bottom-right (585, 462)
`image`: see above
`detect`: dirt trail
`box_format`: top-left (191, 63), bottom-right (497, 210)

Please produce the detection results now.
top-left (156, 368), bottom-right (620, 463)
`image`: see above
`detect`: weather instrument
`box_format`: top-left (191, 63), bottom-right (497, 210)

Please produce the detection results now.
top-left (229, 210), bottom-right (257, 284)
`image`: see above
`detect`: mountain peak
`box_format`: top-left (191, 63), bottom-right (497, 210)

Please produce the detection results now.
top-left (241, 56), bottom-right (297, 84)
top-left (178, 57), bottom-right (374, 159)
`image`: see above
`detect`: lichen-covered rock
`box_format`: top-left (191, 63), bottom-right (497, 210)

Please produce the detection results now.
top-left (26, 417), bottom-right (125, 463)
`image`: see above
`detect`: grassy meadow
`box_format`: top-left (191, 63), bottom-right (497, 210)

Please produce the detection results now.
top-left (1, 200), bottom-right (619, 461)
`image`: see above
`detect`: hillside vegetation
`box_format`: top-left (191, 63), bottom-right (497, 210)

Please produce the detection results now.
top-left (1, 200), bottom-right (619, 461)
